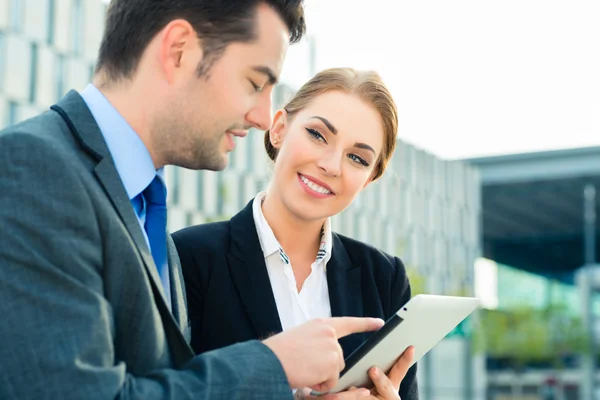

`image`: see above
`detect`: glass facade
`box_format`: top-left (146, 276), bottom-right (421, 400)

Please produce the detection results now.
top-left (28, 42), bottom-right (38, 102)
top-left (10, 0), bottom-right (23, 32)
top-left (7, 101), bottom-right (18, 126)
top-left (72, 0), bottom-right (82, 55)
top-left (0, 32), bottom-right (4, 93)
top-left (47, 0), bottom-right (55, 45)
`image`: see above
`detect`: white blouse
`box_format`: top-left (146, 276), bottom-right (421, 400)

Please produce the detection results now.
top-left (252, 191), bottom-right (333, 331)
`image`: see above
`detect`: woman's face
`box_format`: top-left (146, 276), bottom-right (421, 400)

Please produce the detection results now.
top-left (269, 90), bottom-right (385, 223)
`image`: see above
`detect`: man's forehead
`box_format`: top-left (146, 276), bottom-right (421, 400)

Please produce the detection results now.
top-left (252, 3), bottom-right (290, 75)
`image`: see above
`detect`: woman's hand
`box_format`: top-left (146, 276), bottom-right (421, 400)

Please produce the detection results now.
top-left (364, 345), bottom-right (414, 399)
top-left (295, 346), bottom-right (415, 400)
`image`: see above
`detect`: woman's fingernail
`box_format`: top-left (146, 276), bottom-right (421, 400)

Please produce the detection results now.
top-left (362, 389), bottom-right (371, 397)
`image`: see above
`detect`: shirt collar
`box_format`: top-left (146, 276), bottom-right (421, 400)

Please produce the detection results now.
top-left (252, 191), bottom-right (333, 266)
top-left (252, 192), bottom-right (281, 258)
top-left (80, 84), bottom-right (161, 200)
top-left (317, 218), bottom-right (333, 265)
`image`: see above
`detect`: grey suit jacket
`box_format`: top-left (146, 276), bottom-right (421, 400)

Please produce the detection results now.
top-left (0, 91), bottom-right (292, 400)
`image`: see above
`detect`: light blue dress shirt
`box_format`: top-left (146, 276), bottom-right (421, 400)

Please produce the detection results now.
top-left (80, 84), bottom-right (171, 308)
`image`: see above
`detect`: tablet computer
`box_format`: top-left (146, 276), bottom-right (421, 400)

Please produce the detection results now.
top-left (327, 294), bottom-right (479, 394)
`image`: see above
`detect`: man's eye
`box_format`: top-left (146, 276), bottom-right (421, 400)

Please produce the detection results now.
top-left (249, 80), bottom-right (264, 93)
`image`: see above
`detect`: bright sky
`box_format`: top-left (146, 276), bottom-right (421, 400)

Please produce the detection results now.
top-left (281, 0), bottom-right (600, 160)
top-left (101, 0), bottom-right (600, 160)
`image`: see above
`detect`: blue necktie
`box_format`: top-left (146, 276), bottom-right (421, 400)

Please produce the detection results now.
top-left (143, 175), bottom-right (171, 309)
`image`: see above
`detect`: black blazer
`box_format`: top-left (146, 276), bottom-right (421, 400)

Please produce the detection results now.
top-left (172, 199), bottom-right (418, 399)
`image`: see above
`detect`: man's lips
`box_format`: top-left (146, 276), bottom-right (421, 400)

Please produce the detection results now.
top-left (226, 130), bottom-right (248, 138)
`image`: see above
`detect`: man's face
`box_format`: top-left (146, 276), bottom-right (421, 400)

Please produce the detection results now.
top-left (155, 3), bottom-right (289, 171)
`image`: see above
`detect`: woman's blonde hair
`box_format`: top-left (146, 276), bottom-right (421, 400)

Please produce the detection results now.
top-left (264, 67), bottom-right (398, 181)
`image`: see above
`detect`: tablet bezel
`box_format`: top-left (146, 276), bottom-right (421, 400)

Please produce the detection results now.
top-left (328, 294), bottom-right (479, 394)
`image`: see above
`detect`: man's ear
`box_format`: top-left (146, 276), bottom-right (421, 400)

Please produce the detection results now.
top-left (269, 109), bottom-right (288, 148)
top-left (158, 19), bottom-right (201, 83)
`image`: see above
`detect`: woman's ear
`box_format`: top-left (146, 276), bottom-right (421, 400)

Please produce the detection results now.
top-left (361, 164), bottom-right (381, 191)
top-left (269, 109), bottom-right (288, 148)
top-left (361, 176), bottom-right (375, 191)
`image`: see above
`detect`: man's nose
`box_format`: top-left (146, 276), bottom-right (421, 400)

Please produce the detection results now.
top-left (246, 92), bottom-right (273, 131)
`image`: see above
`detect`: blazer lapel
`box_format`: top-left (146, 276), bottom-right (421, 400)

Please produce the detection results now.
top-left (227, 200), bottom-right (283, 339)
top-left (166, 234), bottom-right (195, 364)
top-left (327, 234), bottom-right (365, 356)
top-left (50, 92), bottom-right (193, 364)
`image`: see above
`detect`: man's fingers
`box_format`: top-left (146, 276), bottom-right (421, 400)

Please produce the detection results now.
top-left (337, 342), bottom-right (346, 372)
top-left (309, 377), bottom-right (337, 394)
top-left (387, 346), bottom-right (415, 388)
top-left (325, 317), bottom-right (384, 339)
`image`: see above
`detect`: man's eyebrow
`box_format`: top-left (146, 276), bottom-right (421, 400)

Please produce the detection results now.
top-left (252, 66), bottom-right (278, 85)
top-left (309, 116), bottom-right (337, 134)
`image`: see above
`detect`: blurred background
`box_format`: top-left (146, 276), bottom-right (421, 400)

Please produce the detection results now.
top-left (1, 0), bottom-right (600, 399)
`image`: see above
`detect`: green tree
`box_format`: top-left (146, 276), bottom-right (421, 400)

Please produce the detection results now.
top-left (473, 303), bottom-right (590, 397)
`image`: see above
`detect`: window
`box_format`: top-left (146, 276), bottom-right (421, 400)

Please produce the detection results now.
top-left (185, 212), bottom-right (194, 227)
top-left (47, 0), bottom-right (55, 45)
top-left (0, 33), bottom-right (4, 93)
top-left (247, 128), bottom-right (257, 170)
top-left (72, 0), bottom-right (83, 55)
top-left (29, 42), bottom-right (38, 103)
top-left (216, 173), bottom-right (224, 215)
top-left (8, 101), bottom-right (18, 126)
top-left (10, 0), bottom-right (23, 32)
top-left (236, 175), bottom-right (245, 211)
top-left (55, 54), bottom-right (65, 101)
top-left (170, 167), bottom-right (180, 206)
top-left (229, 144), bottom-right (236, 168)
top-left (196, 171), bottom-right (204, 211)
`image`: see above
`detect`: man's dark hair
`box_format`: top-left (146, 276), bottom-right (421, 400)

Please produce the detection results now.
top-left (95, 0), bottom-right (306, 82)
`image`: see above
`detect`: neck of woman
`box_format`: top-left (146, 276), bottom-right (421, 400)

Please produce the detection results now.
top-left (261, 191), bottom-right (325, 260)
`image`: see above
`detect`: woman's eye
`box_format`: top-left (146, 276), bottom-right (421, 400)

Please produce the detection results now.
top-left (348, 154), bottom-right (369, 167)
top-left (305, 128), bottom-right (326, 143)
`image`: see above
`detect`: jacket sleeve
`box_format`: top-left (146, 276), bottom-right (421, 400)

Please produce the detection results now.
top-left (0, 131), bottom-right (292, 400)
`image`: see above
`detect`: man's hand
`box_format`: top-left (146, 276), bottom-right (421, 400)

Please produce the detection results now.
top-left (263, 317), bottom-right (384, 391)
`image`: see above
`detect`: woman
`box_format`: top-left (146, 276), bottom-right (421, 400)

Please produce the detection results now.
top-left (173, 68), bottom-right (418, 399)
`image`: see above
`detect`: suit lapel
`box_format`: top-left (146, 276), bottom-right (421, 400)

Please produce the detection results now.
top-left (50, 92), bottom-right (193, 364)
top-left (327, 234), bottom-right (365, 356)
top-left (93, 159), bottom-right (168, 302)
top-left (227, 200), bottom-right (283, 339)
top-left (167, 234), bottom-right (189, 336)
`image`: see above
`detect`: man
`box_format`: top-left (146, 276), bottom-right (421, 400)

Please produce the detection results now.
top-left (0, 1), bottom-right (412, 399)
